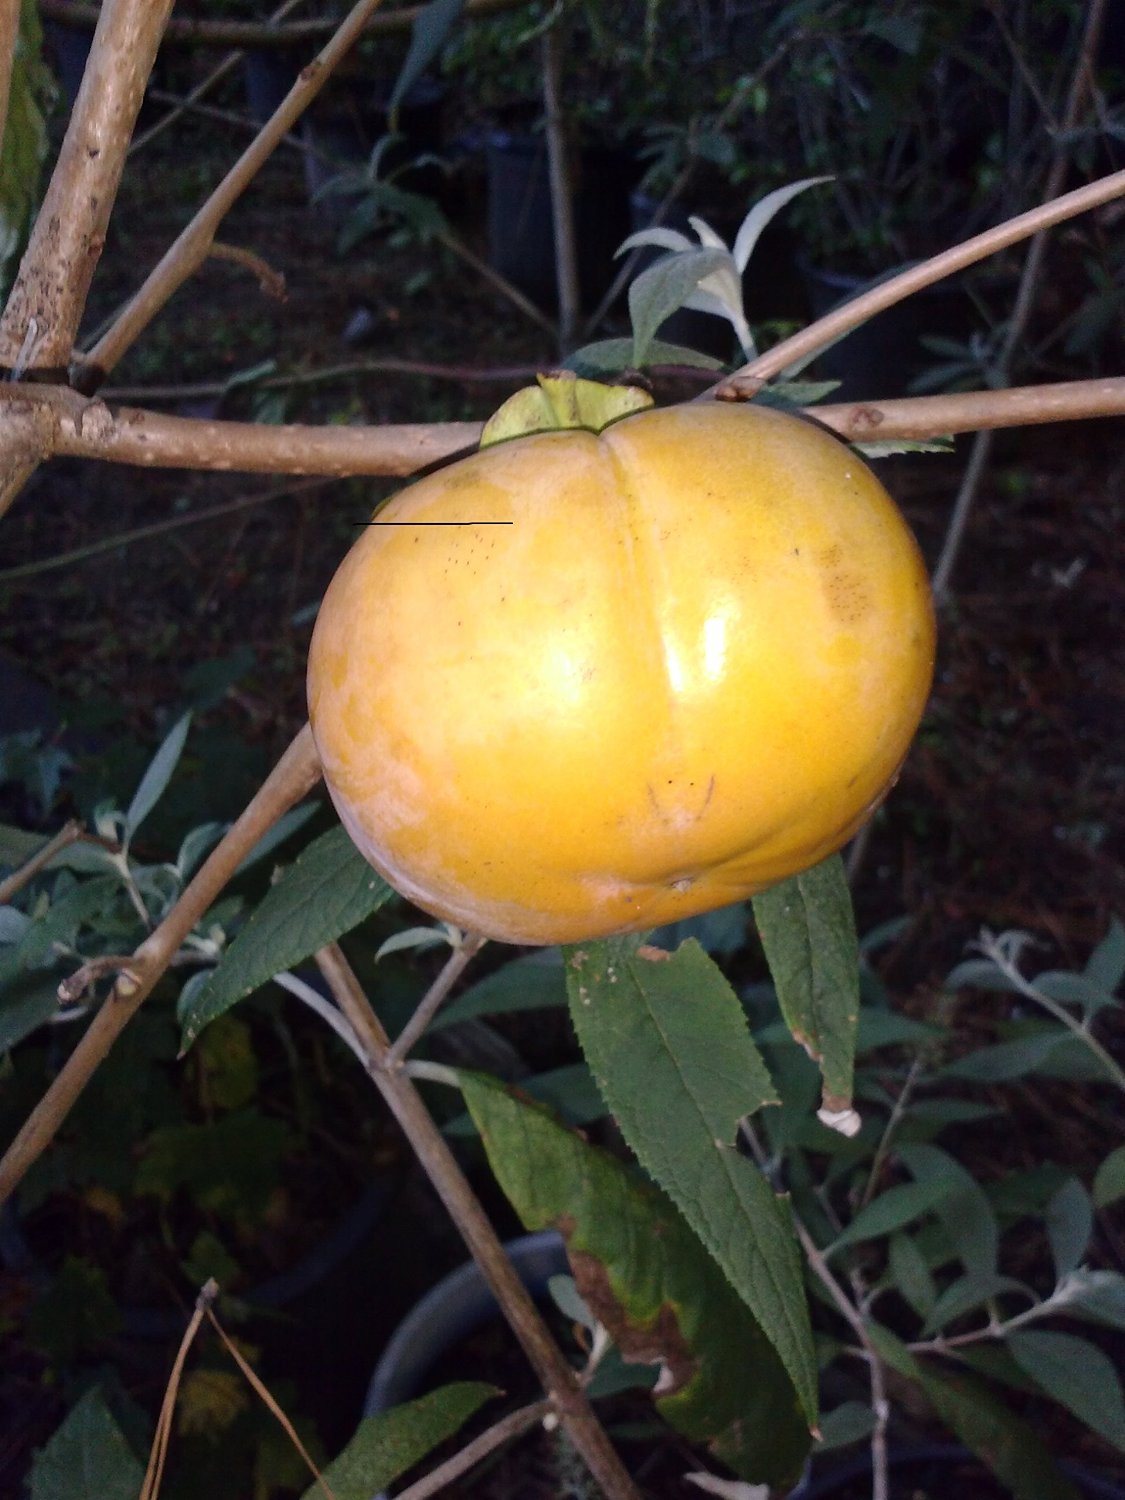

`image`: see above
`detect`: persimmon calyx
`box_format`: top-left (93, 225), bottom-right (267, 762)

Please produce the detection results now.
top-left (479, 373), bottom-right (654, 448)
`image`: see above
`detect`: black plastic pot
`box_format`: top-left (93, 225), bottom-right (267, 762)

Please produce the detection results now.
top-left (791, 1442), bottom-right (1125, 1499)
top-left (485, 133), bottom-right (632, 311)
top-left (364, 1229), bottom-right (569, 1416)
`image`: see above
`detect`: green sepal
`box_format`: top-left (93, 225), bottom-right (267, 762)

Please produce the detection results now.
top-left (479, 373), bottom-right (653, 448)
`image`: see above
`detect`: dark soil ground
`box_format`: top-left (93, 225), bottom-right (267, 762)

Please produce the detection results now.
top-left (1, 69), bottom-right (1123, 1500)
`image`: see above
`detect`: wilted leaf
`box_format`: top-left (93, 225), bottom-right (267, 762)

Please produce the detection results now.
top-left (462, 1072), bottom-right (810, 1483)
top-left (177, 1368), bottom-right (249, 1437)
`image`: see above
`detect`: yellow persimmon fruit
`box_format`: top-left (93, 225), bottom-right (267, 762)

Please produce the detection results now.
top-left (307, 385), bottom-right (935, 946)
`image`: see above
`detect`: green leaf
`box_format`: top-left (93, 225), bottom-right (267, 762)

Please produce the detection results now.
top-left (431, 948), bottom-right (567, 1031)
top-left (1045, 1177), bottom-right (1093, 1282)
top-left (828, 1179), bottom-right (954, 1255)
top-left (461, 1072), bottom-right (811, 1484)
top-left (923, 1364), bottom-right (1081, 1499)
top-left (567, 336), bottom-right (724, 375)
top-left (814, 1400), bottom-right (875, 1451)
top-left (751, 855), bottom-right (860, 1124)
top-left (940, 1032), bottom-right (1071, 1082)
top-left (1094, 1144), bottom-right (1125, 1208)
top-left (1008, 1330), bottom-right (1125, 1452)
top-left (29, 1386), bottom-right (145, 1500)
top-left (124, 711), bottom-right (192, 842)
top-left (897, 1142), bottom-right (999, 1279)
top-left (0, 971), bottom-right (63, 1050)
top-left (303, 1383), bottom-right (498, 1500)
top-left (564, 937), bottom-right (817, 1426)
top-left (389, 0), bottom-right (463, 118)
top-left (889, 1232), bottom-right (937, 1320)
top-left (868, 1324), bottom-right (1081, 1500)
top-left (628, 247), bottom-right (729, 365)
top-left (921, 1272), bottom-right (1033, 1336)
top-left (1084, 918), bottom-right (1125, 995)
top-left (180, 826), bottom-right (394, 1050)
top-left (1055, 1269), bottom-right (1125, 1330)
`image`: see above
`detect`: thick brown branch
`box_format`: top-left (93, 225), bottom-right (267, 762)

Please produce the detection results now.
top-left (39, 0), bottom-right (530, 47)
top-left (0, 0), bottom-right (176, 370)
top-left (0, 379), bottom-right (1121, 485)
top-left (0, 724), bottom-right (322, 1206)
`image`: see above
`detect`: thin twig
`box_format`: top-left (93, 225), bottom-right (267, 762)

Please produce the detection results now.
top-left (714, 168), bottom-right (1125, 398)
top-left (793, 1216), bottom-right (889, 1500)
top-left (128, 0), bottom-right (311, 156)
top-left (77, 0), bottom-right (393, 387)
top-left (0, 724), bottom-right (322, 1206)
top-left (140, 1279), bottom-right (218, 1500)
top-left (386, 934), bottom-right (487, 1066)
top-left (313, 941), bottom-right (643, 1500)
top-left (542, 17), bottom-right (579, 352)
top-left (0, 477), bottom-right (332, 585)
top-left (272, 970), bottom-right (367, 1065)
top-left (40, 0), bottom-right (531, 48)
top-left (394, 1400), bottom-right (553, 1500)
top-left (0, 820), bottom-right (84, 904)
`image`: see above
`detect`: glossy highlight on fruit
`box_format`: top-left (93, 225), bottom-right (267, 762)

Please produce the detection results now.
top-left (307, 392), bottom-right (935, 945)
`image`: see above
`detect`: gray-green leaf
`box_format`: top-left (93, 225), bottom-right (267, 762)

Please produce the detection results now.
top-left (180, 825), bottom-right (394, 1050)
top-left (1008, 1329), bottom-right (1125, 1452)
top-left (29, 1387), bottom-right (144, 1500)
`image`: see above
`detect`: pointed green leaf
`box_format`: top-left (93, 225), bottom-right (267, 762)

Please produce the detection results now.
top-left (1055, 1269), bottom-right (1125, 1330)
top-left (565, 937), bottom-right (817, 1425)
top-left (814, 1401), bottom-right (875, 1452)
top-left (1094, 1144), bottom-right (1125, 1209)
top-left (1084, 918), bottom-right (1125, 995)
top-left (889, 1232), bottom-right (937, 1320)
top-left (897, 1142), bottom-right (999, 1278)
top-left (431, 948), bottom-right (567, 1031)
top-left (1008, 1330), bottom-right (1125, 1452)
top-left (180, 826), bottom-right (394, 1050)
top-left (867, 1325), bottom-right (1080, 1500)
top-left (302, 1382), bottom-right (498, 1500)
top-left (461, 1072), bottom-right (810, 1484)
top-left (752, 855), bottom-right (860, 1124)
top-left (628, 246), bottom-right (729, 365)
top-left (1045, 1177), bottom-right (1093, 1282)
top-left (29, 1386), bottom-right (144, 1500)
top-left (389, 0), bottom-right (463, 117)
top-left (124, 711), bottom-right (192, 842)
top-left (828, 1179), bottom-right (954, 1255)
top-left (921, 1273), bottom-right (1034, 1337)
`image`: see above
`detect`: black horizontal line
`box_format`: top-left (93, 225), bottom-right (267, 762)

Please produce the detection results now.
top-left (353, 520), bottom-right (514, 527)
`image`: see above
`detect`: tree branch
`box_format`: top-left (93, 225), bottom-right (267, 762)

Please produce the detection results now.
top-left (0, 724), bottom-right (322, 1207)
top-left (0, 378), bottom-right (1121, 490)
top-left (715, 168), bottom-right (1125, 398)
top-left (0, 0), bottom-right (177, 370)
top-left (75, 0), bottom-right (392, 389)
top-left (313, 941), bottom-right (643, 1500)
top-left (39, 0), bottom-right (531, 49)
